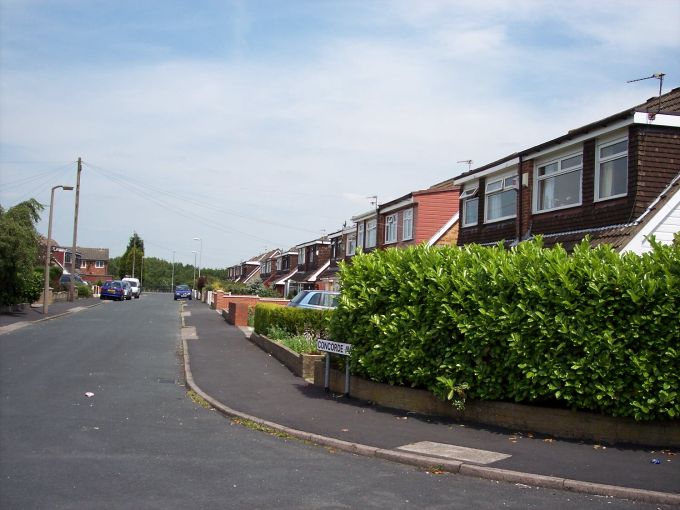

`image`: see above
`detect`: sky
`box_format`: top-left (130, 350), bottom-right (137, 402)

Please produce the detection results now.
top-left (1, 0), bottom-right (679, 269)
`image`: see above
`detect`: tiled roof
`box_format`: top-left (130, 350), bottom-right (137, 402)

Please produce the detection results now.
top-left (77, 247), bottom-right (109, 261)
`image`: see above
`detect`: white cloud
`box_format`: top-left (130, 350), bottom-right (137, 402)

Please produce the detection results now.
top-left (1, 0), bottom-right (678, 266)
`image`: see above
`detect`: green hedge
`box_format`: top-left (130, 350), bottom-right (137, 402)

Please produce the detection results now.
top-left (330, 238), bottom-right (679, 421)
top-left (254, 303), bottom-right (333, 340)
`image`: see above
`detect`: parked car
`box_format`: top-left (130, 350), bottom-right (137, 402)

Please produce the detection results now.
top-left (100, 280), bottom-right (125, 301)
top-left (174, 284), bottom-right (192, 300)
top-left (59, 273), bottom-right (86, 286)
top-left (287, 290), bottom-right (339, 310)
top-left (121, 280), bottom-right (133, 300)
top-left (122, 277), bottom-right (141, 299)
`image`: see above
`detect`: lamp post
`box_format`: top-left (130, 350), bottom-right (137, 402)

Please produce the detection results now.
top-left (192, 250), bottom-right (197, 293)
top-left (43, 185), bottom-right (74, 315)
top-left (193, 237), bottom-right (202, 279)
top-left (193, 237), bottom-right (202, 299)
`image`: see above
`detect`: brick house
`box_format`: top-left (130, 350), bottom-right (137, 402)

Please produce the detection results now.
top-left (288, 237), bottom-right (332, 295)
top-left (377, 186), bottom-right (460, 249)
top-left (318, 225), bottom-right (356, 291)
top-left (271, 248), bottom-right (299, 297)
top-left (454, 87), bottom-right (680, 251)
top-left (258, 249), bottom-right (282, 288)
top-left (77, 247), bottom-right (112, 284)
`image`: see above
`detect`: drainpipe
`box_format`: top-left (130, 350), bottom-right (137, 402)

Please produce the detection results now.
top-left (516, 155), bottom-right (523, 245)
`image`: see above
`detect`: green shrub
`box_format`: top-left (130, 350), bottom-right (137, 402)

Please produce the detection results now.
top-left (76, 284), bottom-right (92, 298)
top-left (254, 303), bottom-right (332, 342)
top-left (265, 325), bottom-right (319, 354)
top-left (330, 238), bottom-right (679, 421)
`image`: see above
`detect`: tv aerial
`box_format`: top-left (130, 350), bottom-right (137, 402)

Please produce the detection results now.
top-left (627, 72), bottom-right (665, 113)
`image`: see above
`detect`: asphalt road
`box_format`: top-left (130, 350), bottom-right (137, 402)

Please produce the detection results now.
top-left (0, 294), bottom-right (670, 509)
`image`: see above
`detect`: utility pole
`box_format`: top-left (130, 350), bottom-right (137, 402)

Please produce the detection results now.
top-left (69, 157), bottom-right (82, 302)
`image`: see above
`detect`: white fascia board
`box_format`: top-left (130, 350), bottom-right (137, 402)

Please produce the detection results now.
top-left (454, 158), bottom-right (519, 185)
top-left (427, 212), bottom-right (459, 246)
top-left (523, 118), bottom-right (633, 161)
top-left (380, 197), bottom-right (413, 214)
top-left (308, 261), bottom-right (331, 282)
top-left (633, 112), bottom-right (680, 128)
top-left (274, 269), bottom-right (298, 285)
top-left (351, 209), bottom-right (377, 222)
top-left (296, 239), bottom-right (331, 249)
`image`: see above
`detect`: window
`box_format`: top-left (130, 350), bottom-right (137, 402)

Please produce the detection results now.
top-left (276, 258), bottom-right (282, 271)
top-left (347, 235), bottom-right (356, 256)
top-left (298, 248), bottom-right (305, 265)
top-left (357, 224), bottom-right (365, 249)
top-left (596, 138), bottom-right (628, 200)
top-left (384, 214), bottom-right (397, 243)
top-left (95, 260), bottom-right (105, 269)
top-left (402, 209), bottom-right (413, 240)
top-left (65, 253), bottom-right (72, 263)
top-left (461, 182), bottom-right (479, 227)
top-left (535, 152), bottom-right (582, 212)
top-left (366, 219), bottom-right (377, 248)
top-left (485, 173), bottom-right (517, 222)
top-left (80, 259), bottom-right (87, 269)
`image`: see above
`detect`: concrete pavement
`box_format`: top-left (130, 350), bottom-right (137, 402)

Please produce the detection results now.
top-left (180, 299), bottom-right (680, 507)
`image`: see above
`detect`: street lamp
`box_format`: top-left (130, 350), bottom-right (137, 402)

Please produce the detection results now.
top-left (193, 237), bottom-right (202, 279)
top-left (192, 250), bottom-right (197, 293)
top-left (43, 185), bottom-right (74, 315)
top-left (193, 237), bottom-right (202, 299)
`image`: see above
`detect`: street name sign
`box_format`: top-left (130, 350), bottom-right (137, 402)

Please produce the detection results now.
top-left (316, 339), bottom-right (352, 356)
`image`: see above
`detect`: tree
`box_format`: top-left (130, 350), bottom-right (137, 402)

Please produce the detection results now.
top-left (0, 199), bottom-right (45, 306)
top-left (118, 233), bottom-right (145, 278)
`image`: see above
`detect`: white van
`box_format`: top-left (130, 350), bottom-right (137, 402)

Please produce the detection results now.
top-left (122, 277), bottom-right (141, 299)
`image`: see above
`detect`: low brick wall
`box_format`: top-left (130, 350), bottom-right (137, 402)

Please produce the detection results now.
top-left (314, 364), bottom-right (680, 448)
top-left (250, 332), bottom-right (324, 380)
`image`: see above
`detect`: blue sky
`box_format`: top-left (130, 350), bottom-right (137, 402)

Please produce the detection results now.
top-left (1, 0), bottom-right (679, 269)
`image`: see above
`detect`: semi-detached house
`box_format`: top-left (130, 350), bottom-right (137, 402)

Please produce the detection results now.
top-left (454, 87), bottom-right (680, 251)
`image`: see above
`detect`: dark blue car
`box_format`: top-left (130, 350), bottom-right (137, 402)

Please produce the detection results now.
top-left (174, 284), bottom-right (192, 300)
top-left (100, 280), bottom-right (125, 301)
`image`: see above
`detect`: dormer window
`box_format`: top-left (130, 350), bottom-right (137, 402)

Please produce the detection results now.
top-left (596, 137), bottom-right (628, 201)
top-left (535, 152), bottom-right (582, 212)
top-left (461, 181), bottom-right (479, 227)
top-left (485, 173), bottom-right (517, 223)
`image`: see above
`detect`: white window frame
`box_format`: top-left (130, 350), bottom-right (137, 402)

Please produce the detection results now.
top-left (80, 259), bottom-right (87, 269)
top-left (595, 136), bottom-right (628, 202)
top-left (402, 208), bottom-right (413, 240)
top-left (485, 172), bottom-right (517, 223)
top-left (347, 235), bottom-right (356, 256)
top-left (357, 223), bottom-right (365, 249)
top-left (384, 213), bottom-right (397, 244)
top-left (366, 219), bottom-right (377, 248)
top-left (461, 181), bottom-right (479, 227)
top-left (298, 248), bottom-right (305, 265)
top-left (65, 253), bottom-right (72, 264)
top-left (276, 258), bottom-right (282, 271)
top-left (95, 260), bottom-right (105, 269)
top-left (534, 151), bottom-right (583, 213)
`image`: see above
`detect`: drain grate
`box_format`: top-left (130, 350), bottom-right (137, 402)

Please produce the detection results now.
top-left (157, 377), bottom-right (177, 384)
